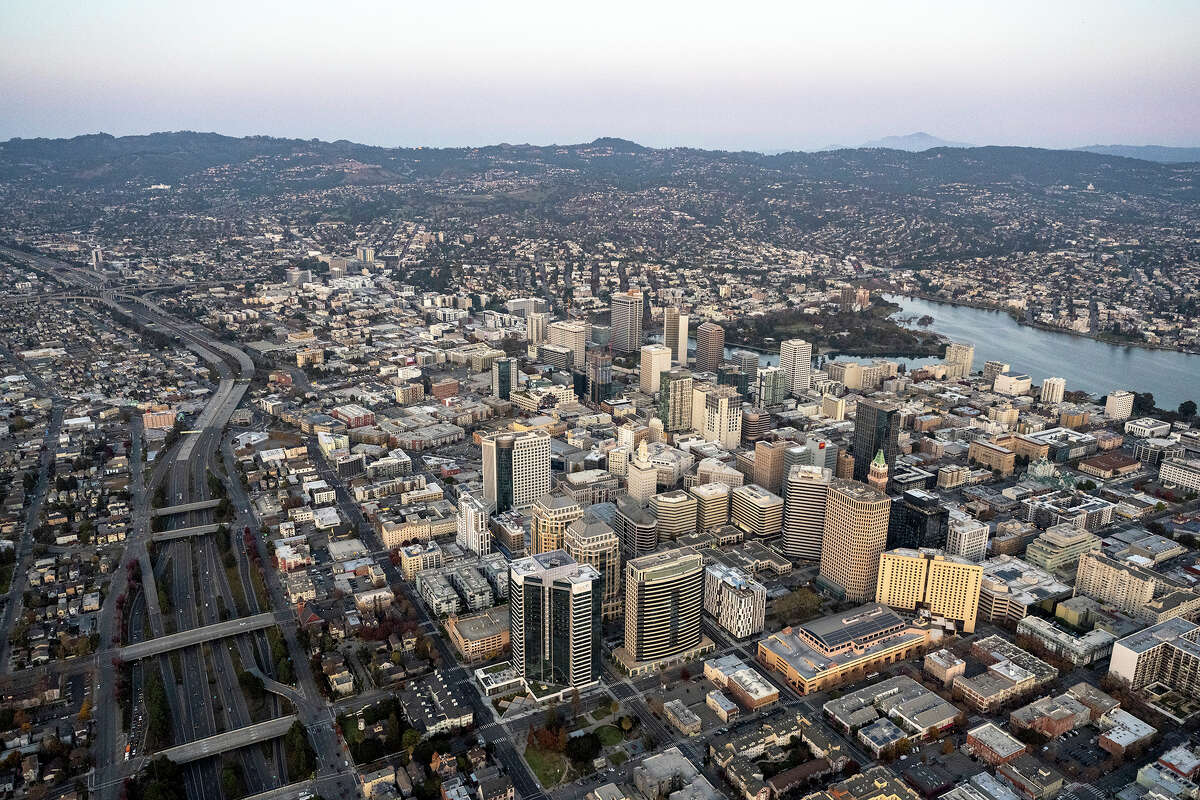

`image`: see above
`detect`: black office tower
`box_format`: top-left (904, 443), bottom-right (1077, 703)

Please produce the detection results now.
top-left (853, 398), bottom-right (901, 482)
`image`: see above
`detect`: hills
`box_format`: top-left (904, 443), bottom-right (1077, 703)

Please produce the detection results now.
top-left (860, 132), bottom-right (973, 151)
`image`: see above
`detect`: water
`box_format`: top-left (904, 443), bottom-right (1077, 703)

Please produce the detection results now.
top-left (864, 295), bottom-right (1200, 409)
top-left (655, 298), bottom-right (1200, 408)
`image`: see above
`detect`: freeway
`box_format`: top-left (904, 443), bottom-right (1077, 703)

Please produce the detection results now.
top-left (157, 715), bottom-right (299, 764)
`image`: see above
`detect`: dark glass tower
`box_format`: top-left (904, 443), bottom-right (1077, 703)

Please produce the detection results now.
top-left (853, 398), bottom-right (901, 482)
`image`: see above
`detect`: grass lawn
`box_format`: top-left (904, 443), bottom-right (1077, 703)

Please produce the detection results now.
top-left (596, 725), bottom-right (623, 747)
top-left (524, 746), bottom-right (566, 787)
top-left (609, 751), bottom-right (628, 767)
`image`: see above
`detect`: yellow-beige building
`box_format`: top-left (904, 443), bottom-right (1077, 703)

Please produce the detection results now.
top-left (817, 479), bottom-right (891, 603)
top-left (529, 494), bottom-right (583, 555)
top-left (875, 548), bottom-right (983, 633)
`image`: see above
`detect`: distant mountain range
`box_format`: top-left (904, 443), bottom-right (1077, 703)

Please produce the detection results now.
top-left (820, 132), bottom-right (972, 152)
top-left (1074, 144), bottom-right (1200, 163)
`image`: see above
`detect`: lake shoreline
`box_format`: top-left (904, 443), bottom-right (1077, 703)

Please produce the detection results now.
top-left (896, 292), bottom-right (1200, 357)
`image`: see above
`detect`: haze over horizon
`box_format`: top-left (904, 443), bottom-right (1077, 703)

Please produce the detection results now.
top-left (2, 0), bottom-right (1199, 151)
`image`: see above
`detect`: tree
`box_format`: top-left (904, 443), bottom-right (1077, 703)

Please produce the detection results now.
top-left (403, 728), bottom-right (422, 752)
top-left (1179, 400), bottom-right (1197, 420)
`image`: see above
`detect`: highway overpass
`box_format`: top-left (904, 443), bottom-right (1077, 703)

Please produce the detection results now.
top-left (153, 499), bottom-right (222, 517)
top-left (159, 715), bottom-right (298, 764)
top-left (118, 612), bottom-right (276, 660)
top-left (151, 524), bottom-right (222, 542)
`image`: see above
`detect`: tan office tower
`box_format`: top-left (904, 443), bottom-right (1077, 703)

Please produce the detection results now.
top-left (779, 338), bottom-right (813, 395)
top-left (663, 306), bottom-right (689, 364)
top-left (754, 440), bottom-right (789, 494)
top-left (526, 311), bottom-right (549, 345)
top-left (482, 430), bottom-right (551, 512)
top-left (817, 478), bottom-right (891, 603)
top-left (692, 383), bottom-right (742, 449)
top-left (730, 484), bottom-right (784, 537)
top-left (650, 490), bottom-right (698, 540)
top-left (530, 495), bottom-right (584, 554)
top-left (782, 464), bottom-right (831, 561)
top-left (610, 289), bottom-right (643, 353)
top-left (548, 320), bottom-right (589, 369)
top-left (691, 482), bottom-right (731, 531)
top-left (658, 368), bottom-right (693, 432)
top-left (694, 322), bottom-right (725, 373)
top-left (565, 514), bottom-right (622, 619)
top-left (875, 548), bottom-right (983, 633)
top-left (1041, 377), bottom-right (1066, 405)
top-left (742, 408), bottom-right (773, 443)
top-left (626, 442), bottom-right (658, 504)
top-left (639, 344), bottom-right (672, 394)
top-left (943, 341), bottom-right (975, 378)
top-left (621, 547), bottom-right (705, 670)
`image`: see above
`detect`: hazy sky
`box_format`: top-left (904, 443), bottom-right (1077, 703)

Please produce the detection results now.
top-left (2, 0), bottom-right (1198, 151)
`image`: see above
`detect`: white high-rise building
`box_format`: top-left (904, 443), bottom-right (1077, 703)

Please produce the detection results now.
top-left (691, 383), bottom-right (742, 450)
top-left (626, 441), bottom-right (658, 504)
top-left (456, 492), bottom-right (492, 556)
top-left (548, 320), bottom-right (589, 369)
top-left (526, 311), bottom-right (549, 345)
top-left (663, 306), bottom-right (689, 364)
top-left (945, 508), bottom-right (990, 562)
top-left (1041, 377), bottom-right (1066, 405)
top-left (610, 290), bottom-right (644, 354)
top-left (782, 464), bottom-right (830, 561)
top-left (481, 430), bottom-right (552, 512)
top-left (1106, 390), bottom-right (1135, 421)
top-left (779, 339), bottom-right (813, 396)
top-left (639, 344), bottom-right (672, 394)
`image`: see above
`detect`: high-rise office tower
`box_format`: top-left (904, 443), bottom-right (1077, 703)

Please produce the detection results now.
top-left (526, 311), bottom-right (549, 345)
top-left (482, 430), bottom-right (551, 513)
top-left (943, 341), bottom-right (975, 378)
top-left (492, 357), bottom-right (518, 401)
top-left (853, 398), bottom-right (901, 482)
top-left (1041, 377), bottom-right (1066, 405)
top-left (639, 344), bottom-right (672, 394)
top-left (565, 514), bottom-right (622, 619)
top-left (548, 320), bottom-right (589, 369)
top-left (623, 547), bottom-right (704, 665)
top-left (614, 494), bottom-right (658, 559)
top-left (945, 508), bottom-right (989, 562)
top-left (887, 489), bottom-right (949, 550)
top-left (983, 361), bottom-right (1010, 383)
top-left (610, 290), bottom-right (643, 353)
top-left (456, 492), bottom-right (493, 556)
top-left (692, 383), bottom-right (742, 449)
top-left (663, 306), bottom-right (689, 364)
top-left (650, 490), bottom-right (699, 540)
top-left (657, 368), bottom-right (693, 431)
top-left (817, 478), bottom-right (891, 603)
top-left (626, 442), bottom-right (658, 504)
top-left (694, 322), bottom-right (725, 373)
top-left (779, 339), bottom-right (813, 396)
top-left (690, 482), bottom-right (731, 531)
top-left (782, 464), bottom-right (830, 561)
top-left (733, 350), bottom-right (760, 374)
top-left (756, 366), bottom-right (789, 407)
top-left (741, 408), bottom-right (773, 444)
top-left (754, 440), bottom-right (789, 495)
top-left (730, 484), bottom-right (784, 537)
top-left (585, 349), bottom-right (613, 403)
top-left (875, 548), bottom-right (983, 633)
top-left (530, 495), bottom-right (584, 554)
top-left (509, 550), bottom-right (601, 689)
